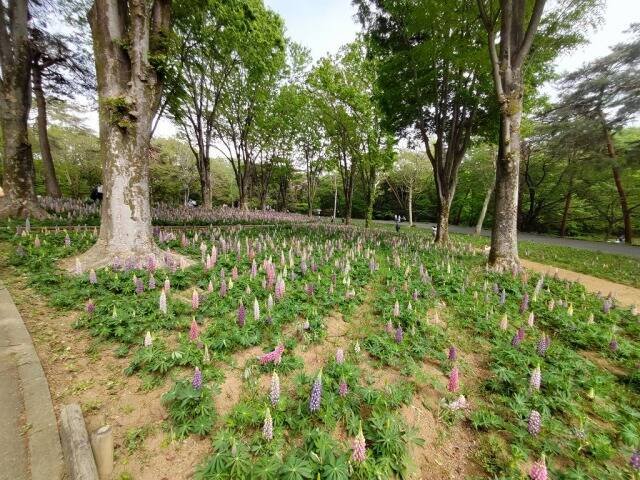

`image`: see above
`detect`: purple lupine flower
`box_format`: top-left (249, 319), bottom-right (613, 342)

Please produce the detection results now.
top-left (339, 379), bottom-right (348, 397)
top-left (351, 423), bottom-right (366, 463)
top-left (630, 450), bottom-right (640, 470)
top-left (270, 372), bottom-right (280, 406)
top-left (237, 301), bottom-right (246, 327)
top-left (159, 289), bottom-right (167, 314)
top-left (537, 334), bottom-right (550, 356)
top-left (189, 317), bottom-right (200, 341)
top-left (448, 366), bottom-right (459, 392)
top-left (499, 289), bottom-right (506, 305)
top-left (529, 456), bottom-right (547, 480)
top-left (512, 327), bottom-right (526, 348)
top-left (528, 410), bottom-right (541, 436)
top-left (530, 366), bottom-right (541, 392)
top-left (135, 277), bottom-right (144, 295)
top-left (336, 348), bottom-right (345, 364)
top-left (448, 346), bottom-right (457, 361)
top-left (262, 408), bottom-right (273, 441)
top-left (64, 233), bottom-right (71, 247)
top-left (520, 292), bottom-right (529, 313)
top-left (309, 370), bottom-right (322, 412)
top-left (603, 298), bottom-right (612, 314)
top-left (219, 279), bottom-right (227, 298)
top-left (148, 274), bottom-right (156, 290)
top-left (395, 325), bottom-right (404, 343)
top-left (86, 299), bottom-right (95, 314)
top-left (191, 288), bottom-right (199, 310)
top-left (89, 269), bottom-right (97, 285)
top-left (609, 339), bottom-right (619, 351)
top-left (192, 367), bottom-right (202, 390)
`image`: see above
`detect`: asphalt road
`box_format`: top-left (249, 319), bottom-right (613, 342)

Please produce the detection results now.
top-left (376, 220), bottom-right (640, 259)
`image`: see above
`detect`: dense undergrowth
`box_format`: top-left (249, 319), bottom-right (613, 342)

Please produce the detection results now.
top-left (3, 222), bottom-right (639, 479)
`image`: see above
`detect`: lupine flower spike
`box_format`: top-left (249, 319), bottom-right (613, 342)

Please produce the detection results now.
top-left (159, 289), bottom-right (167, 314)
top-left (528, 410), bottom-right (541, 436)
top-left (309, 370), bottom-right (322, 412)
top-left (270, 372), bottom-right (280, 406)
top-left (192, 367), bottom-right (202, 390)
top-left (351, 422), bottom-right (366, 463)
top-left (339, 379), bottom-right (348, 397)
top-left (530, 365), bottom-right (541, 392)
top-left (448, 346), bottom-right (457, 361)
top-left (189, 317), bottom-right (199, 341)
top-left (336, 348), bottom-right (345, 364)
top-left (448, 366), bottom-right (459, 392)
top-left (144, 331), bottom-right (153, 347)
top-left (262, 408), bottom-right (273, 441)
top-left (529, 456), bottom-right (547, 480)
top-left (191, 288), bottom-right (199, 310)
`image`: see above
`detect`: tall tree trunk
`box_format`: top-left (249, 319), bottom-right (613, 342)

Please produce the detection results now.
top-left (68, 0), bottom-right (184, 270)
top-left (408, 186), bottom-right (413, 227)
top-left (612, 166), bottom-right (632, 244)
top-left (559, 182), bottom-right (572, 238)
top-left (0, 0), bottom-right (47, 219)
top-left (197, 151), bottom-right (212, 207)
top-left (32, 65), bottom-right (62, 198)
top-left (478, 0), bottom-right (547, 269)
top-left (435, 195), bottom-right (451, 243)
top-left (332, 174), bottom-right (337, 223)
top-left (475, 181), bottom-right (494, 235)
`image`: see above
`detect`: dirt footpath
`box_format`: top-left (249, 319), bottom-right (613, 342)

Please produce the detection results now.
top-left (521, 259), bottom-right (640, 308)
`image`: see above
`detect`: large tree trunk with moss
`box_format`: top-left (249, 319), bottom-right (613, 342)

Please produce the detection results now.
top-left (32, 64), bottom-right (62, 198)
top-left (478, 0), bottom-right (546, 270)
top-left (67, 0), bottom-right (181, 270)
top-left (0, 0), bottom-right (48, 219)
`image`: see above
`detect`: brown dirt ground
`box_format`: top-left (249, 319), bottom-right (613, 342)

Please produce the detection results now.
top-left (2, 268), bottom-right (211, 480)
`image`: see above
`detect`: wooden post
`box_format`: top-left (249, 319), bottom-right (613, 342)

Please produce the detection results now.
top-left (90, 425), bottom-right (113, 479)
top-left (59, 404), bottom-right (99, 480)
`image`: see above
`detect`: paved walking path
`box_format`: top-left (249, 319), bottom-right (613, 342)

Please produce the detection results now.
top-left (521, 259), bottom-right (640, 308)
top-left (0, 281), bottom-right (63, 480)
top-left (377, 220), bottom-right (640, 258)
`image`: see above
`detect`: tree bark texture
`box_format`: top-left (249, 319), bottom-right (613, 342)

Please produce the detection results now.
top-left (32, 64), bottom-right (62, 198)
top-left (67, 0), bottom-right (179, 270)
top-left (478, 0), bottom-right (547, 270)
top-left (0, 0), bottom-right (47, 219)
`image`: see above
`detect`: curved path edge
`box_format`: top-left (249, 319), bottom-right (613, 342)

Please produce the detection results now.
top-left (520, 259), bottom-right (640, 308)
top-left (0, 280), bottom-right (63, 480)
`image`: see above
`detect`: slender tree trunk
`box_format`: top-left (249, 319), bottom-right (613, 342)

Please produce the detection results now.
top-left (408, 186), bottom-right (413, 227)
top-left (435, 195), bottom-right (451, 243)
top-left (612, 166), bottom-right (632, 244)
top-left (32, 66), bottom-right (62, 198)
top-left (197, 152), bottom-right (212, 208)
top-left (0, 0), bottom-right (47, 219)
top-left (475, 181), bottom-right (494, 235)
top-left (559, 183), bottom-right (572, 238)
top-left (332, 174), bottom-right (337, 223)
top-left (489, 101), bottom-right (522, 269)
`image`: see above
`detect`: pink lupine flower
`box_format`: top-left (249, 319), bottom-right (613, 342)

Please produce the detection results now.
top-left (448, 366), bottom-right (459, 392)
top-left (262, 408), bottom-right (273, 441)
top-left (159, 289), bottom-right (167, 315)
top-left (528, 410), bottom-right (541, 436)
top-left (237, 301), bottom-right (246, 327)
top-left (385, 320), bottom-right (394, 333)
top-left (219, 279), bottom-right (227, 298)
top-left (207, 280), bottom-right (213, 293)
top-left (258, 344), bottom-right (285, 365)
top-left (191, 288), bottom-right (199, 310)
top-left (192, 367), bottom-right (202, 390)
top-left (339, 379), bottom-right (348, 397)
top-left (351, 423), bottom-right (366, 463)
top-left (270, 372), bottom-right (280, 406)
top-left (529, 456), bottom-right (547, 480)
top-left (537, 334), bottom-right (550, 356)
top-left (530, 365), bottom-right (541, 392)
top-left (189, 317), bottom-right (200, 341)
top-left (231, 266), bottom-right (238, 281)
top-left (336, 348), bottom-right (345, 364)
